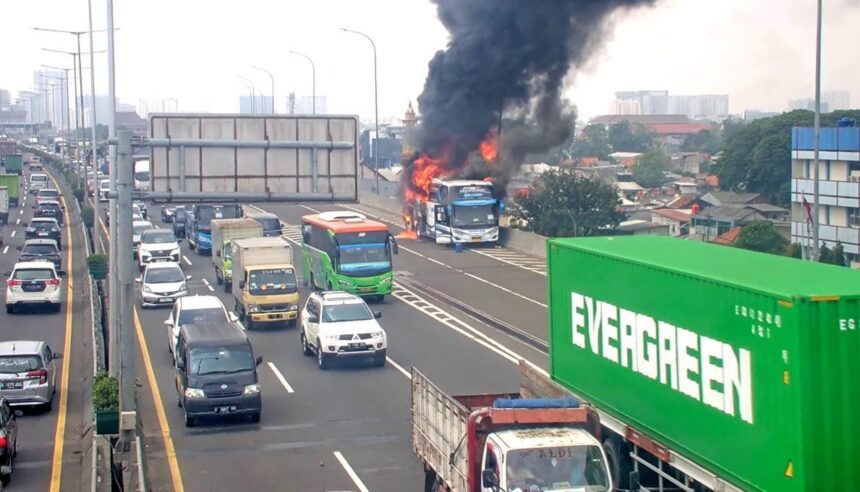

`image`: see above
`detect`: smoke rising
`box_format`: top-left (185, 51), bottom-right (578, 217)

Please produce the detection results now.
top-left (404, 0), bottom-right (656, 197)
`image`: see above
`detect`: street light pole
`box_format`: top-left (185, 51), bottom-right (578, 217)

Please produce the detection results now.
top-left (41, 66), bottom-right (73, 158)
top-left (289, 51), bottom-right (316, 114)
top-left (811, 0), bottom-right (823, 261)
top-left (237, 76), bottom-right (257, 113)
top-left (250, 65), bottom-right (275, 114)
top-left (341, 28), bottom-right (380, 194)
top-left (86, 0), bottom-right (101, 254)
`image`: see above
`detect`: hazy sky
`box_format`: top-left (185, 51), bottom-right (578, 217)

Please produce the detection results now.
top-left (1, 0), bottom-right (858, 122)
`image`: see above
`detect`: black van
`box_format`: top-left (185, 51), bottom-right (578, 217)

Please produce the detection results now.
top-left (245, 212), bottom-right (282, 237)
top-left (174, 321), bottom-right (262, 427)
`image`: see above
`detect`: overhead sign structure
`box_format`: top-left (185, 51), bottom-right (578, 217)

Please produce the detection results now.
top-left (148, 113), bottom-right (359, 202)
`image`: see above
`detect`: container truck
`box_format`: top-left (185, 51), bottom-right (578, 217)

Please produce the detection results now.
top-left (211, 218), bottom-right (263, 291)
top-left (0, 140), bottom-right (16, 158)
top-left (3, 154), bottom-right (23, 175)
top-left (547, 235), bottom-right (860, 492)
top-left (412, 363), bottom-right (613, 492)
top-left (0, 175), bottom-right (19, 207)
top-left (231, 237), bottom-right (299, 329)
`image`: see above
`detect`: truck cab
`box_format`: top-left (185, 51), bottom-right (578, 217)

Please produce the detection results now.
top-left (482, 428), bottom-right (611, 492)
top-left (231, 237), bottom-right (299, 329)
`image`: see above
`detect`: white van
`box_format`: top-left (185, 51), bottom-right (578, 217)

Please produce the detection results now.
top-left (29, 174), bottom-right (49, 195)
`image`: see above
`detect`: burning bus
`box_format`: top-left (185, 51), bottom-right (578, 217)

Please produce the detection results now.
top-left (405, 178), bottom-right (502, 245)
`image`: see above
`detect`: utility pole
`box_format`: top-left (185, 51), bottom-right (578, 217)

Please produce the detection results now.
top-left (340, 28), bottom-right (380, 194)
top-left (86, 0), bottom-right (101, 254)
top-left (116, 131), bottom-right (135, 453)
top-left (811, 0), bottom-right (823, 261)
top-left (106, 0), bottom-right (122, 390)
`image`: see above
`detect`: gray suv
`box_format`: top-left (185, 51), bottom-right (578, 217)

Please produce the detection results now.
top-left (0, 341), bottom-right (63, 411)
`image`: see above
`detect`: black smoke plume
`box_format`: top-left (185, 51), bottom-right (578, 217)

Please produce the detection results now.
top-left (403, 0), bottom-right (656, 197)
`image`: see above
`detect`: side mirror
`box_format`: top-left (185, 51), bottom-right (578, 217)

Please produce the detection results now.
top-left (390, 235), bottom-right (399, 255)
top-left (373, 311), bottom-right (382, 319)
top-left (255, 356), bottom-right (263, 366)
top-left (57, 270), bottom-right (66, 277)
top-left (164, 319), bottom-right (174, 327)
top-left (186, 275), bottom-right (192, 280)
top-left (238, 280), bottom-right (245, 290)
top-left (53, 352), bottom-right (64, 359)
top-left (2, 271), bottom-right (10, 277)
top-left (482, 469), bottom-right (500, 489)
top-left (15, 246), bottom-right (21, 251)
top-left (308, 315), bottom-right (320, 324)
top-left (228, 312), bottom-right (239, 323)
top-left (176, 359), bottom-right (185, 371)
top-left (21, 223), bottom-right (27, 227)
top-left (135, 277), bottom-right (142, 283)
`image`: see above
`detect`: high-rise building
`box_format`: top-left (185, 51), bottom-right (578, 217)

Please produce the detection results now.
top-left (239, 95), bottom-right (274, 114)
top-left (822, 91), bottom-right (850, 111)
top-left (790, 124), bottom-right (860, 266)
top-left (0, 89), bottom-right (10, 110)
top-left (614, 90), bottom-right (669, 115)
top-left (667, 95), bottom-right (729, 121)
top-left (34, 69), bottom-right (69, 130)
top-left (789, 98), bottom-right (830, 113)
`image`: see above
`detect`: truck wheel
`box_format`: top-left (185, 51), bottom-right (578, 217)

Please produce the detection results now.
top-left (215, 273), bottom-right (223, 285)
top-left (374, 349), bottom-right (387, 367)
top-left (603, 437), bottom-right (633, 490)
top-left (223, 281), bottom-right (231, 293)
top-left (244, 314), bottom-right (254, 330)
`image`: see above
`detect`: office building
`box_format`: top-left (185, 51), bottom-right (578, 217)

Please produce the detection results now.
top-left (790, 124), bottom-right (860, 266)
top-left (613, 90), bottom-right (669, 115)
top-left (238, 95), bottom-right (274, 114)
top-left (822, 91), bottom-right (850, 111)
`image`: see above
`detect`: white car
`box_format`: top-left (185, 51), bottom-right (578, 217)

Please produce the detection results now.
top-left (137, 229), bottom-right (180, 271)
top-left (98, 179), bottom-right (110, 202)
top-left (29, 173), bottom-right (49, 195)
top-left (132, 220), bottom-right (154, 253)
top-left (299, 291), bottom-right (386, 370)
top-left (163, 295), bottom-right (235, 360)
top-left (4, 261), bottom-right (63, 314)
top-left (138, 262), bottom-right (188, 308)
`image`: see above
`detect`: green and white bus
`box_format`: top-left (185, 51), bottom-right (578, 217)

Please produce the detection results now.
top-left (300, 211), bottom-right (398, 300)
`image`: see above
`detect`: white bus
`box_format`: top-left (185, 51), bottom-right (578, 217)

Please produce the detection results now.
top-left (407, 178), bottom-right (502, 245)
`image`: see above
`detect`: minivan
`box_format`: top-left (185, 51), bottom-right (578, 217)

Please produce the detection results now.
top-left (174, 321), bottom-right (262, 427)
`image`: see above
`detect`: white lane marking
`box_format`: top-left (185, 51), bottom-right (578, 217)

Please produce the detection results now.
top-left (426, 257), bottom-right (449, 268)
top-left (182, 255), bottom-right (192, 266)
top-left (234, 319), bottom-right (246, 331)
top-left (15, 218), bottom-right (20, 225)
top-left (470, 248), bottom-right (547, 276)
top-left (154, 224), bottom-right (160, 229)
top-left (266, 362), bottom-right (295, 394)
top-left (2, 246), bottom-right (8, 255)
top-left (386, 357), bottom-right (411, 380)
top-left (299, 204), bottom-right (321, 213)
top-left (201, 278), bottom-right (214, 292)
top-left (333, 451), bottom-right (370, 492)
top-left (19, 209), bottom-right (23, 215)
top-left (392, 282), bottom-right (520, 364)
top-left (10, 231), bottom-right (15, 238)
top-left (463, 271), bottom-right (546, 308)
top-left (398, 245), bottom-right (425, 258)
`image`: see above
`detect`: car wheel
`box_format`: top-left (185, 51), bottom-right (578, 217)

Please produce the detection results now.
top-left (184, 411), bottom-right (195, 428)
top-left (249, 412), bottom-right (261, 424)
top-left (374, 349), bottom-right (387, 367)
top-left (244, 313), bottom-right (254, 330)
top-left (317, 341), bottom-right (330, 370)
top-left (5, 304), bottom-right (13, 315)
top-left (44, 399), bottom-right (53, 413)
top-left (1, 471), bottom-right (10, 486)
top-left (54, 304), bottom-right (62, 314)
top-left (300, 330), bottom-right (313, 356)
top-left (215, 274), bottom-right (223, 285)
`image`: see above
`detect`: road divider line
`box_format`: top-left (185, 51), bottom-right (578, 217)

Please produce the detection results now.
top-left (426, 257), bottom-right (449, 268)
top-left (182, 255), bottom-right (192, 266)
top-left (10, 230), bottom-right (15, 238)
top-left (266, 362), bottom-right (295, 393)
top-left (19, 209), bottom-right (23, 215)
top-left (299, 204), bottom-right (321, 213)
top-left (1, 246), bottom-right (7, 255)
top-left (333, 451), bottom-right (370, 492)
top-left (462, 272), bottom-right (547, 308)
top-left (133, 307), bottom-right (185, 492)
top-left (470, 248), bottom-right (547, 276)
top-left (386, 357), bottom-right (411, 380)
top-left (15, 218), bottom-right (20, 224)
top-left (398, 245), bottom-right (425, 258)
top-left (49, 171), bottom-right (75, 492)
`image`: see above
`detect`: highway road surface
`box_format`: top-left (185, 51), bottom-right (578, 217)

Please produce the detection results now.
top-left (92, 198), bottom-right (551, 491)
top-left (0, 164), bottom-right (95, 491)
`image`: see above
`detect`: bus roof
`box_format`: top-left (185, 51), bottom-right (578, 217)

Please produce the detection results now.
top-left (302, 212), bottom-right (389, 234)
top-left (431, 178), bottom-right (492, 187)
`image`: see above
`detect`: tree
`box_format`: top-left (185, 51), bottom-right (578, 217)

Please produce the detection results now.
top-left (819, 241), bottom-right (846, 266)
top-left (681, 126), bottom-right (721, 154)
top-left (784, 243), bottom-right (803, 259)
top-left (609, 121), bottom-right (655, 153)
top-left (570, 124), bottom-right (611, 160)
top-left (632, 150), bottom-right (669, 188)
top-left (512, 169), bottom-right (625, 237)
top-left (734, 222), bottom-right (788, 255)
top-left (713, 110), bottom-right (860, 206)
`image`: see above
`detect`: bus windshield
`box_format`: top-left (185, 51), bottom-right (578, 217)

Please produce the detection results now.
top-left (335, 231), bottom-right (391, 276)
top-left (452, 204), bottom-right (496, 228)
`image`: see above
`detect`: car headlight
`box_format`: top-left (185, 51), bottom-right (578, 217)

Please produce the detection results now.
top-left (243, 384), bottom-right (261, 396)
top-left (339, 279), bottom-right (352, 286)
top-left (371, 331), bottom-right (385, 340)
top-left (143, 285), bottom-right (153, 294)
top-left (380, 276), bottom-right (392, 284)
top-left (247, 304), bottom-right (259, 313)
top-left (170, 248), bottom-right (180, 256)
top-left (184, 388), bottom-right (205, 399)
top-left (140, 251), bottom-right (150, 258)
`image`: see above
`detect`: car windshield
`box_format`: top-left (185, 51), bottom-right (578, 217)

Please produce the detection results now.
top-left (39, 190), bottom-right (59, 198)
top-left (31, 175), bottom-right (47, 182)
top-left (452, 204), bottom-right (496, 227)
top-left (23, 244), bottom-right (58, 255)
top-left (178, 307), bottom-right (228, 326)
top-left (505, 446), bottom-right (610, 492)
top-left (190, 346), bottom-right (254, 375)
top-left (134, 171), bottom-right (150, 182)
top-left (13, 268), bottom-right (55, 280)
top-left (248, 268), bottom-right (297, 296)
top-left (40, 203), bottom-right (61, 211)
top-left (141, 231), bottom-right (176, 244)
top-left (31, 221), bottom-right (57, 230)
top-left (0, 355), bottom-right (43, 374)
top-left (175, 209), bottom-right (186, 221)
top-left (133, 223), bottom-right (153, 235)
top-left (321, 303), bottom-right (373, 323)
top-left (145, 267), bottom-right (185, 284)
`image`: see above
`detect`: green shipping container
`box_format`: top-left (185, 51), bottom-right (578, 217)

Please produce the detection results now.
top-left (3, 154), bottom-right (23, 174)
top-left (548, 236), bottom-right (860, 492)
top-left (0, 174), bottom-right (19, 207)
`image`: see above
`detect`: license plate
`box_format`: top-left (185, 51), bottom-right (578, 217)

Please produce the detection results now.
top-left (1, 381), bottom-right (23, 390)
top-left (267, 314), bottom-right (282, 320)
top-left (215, 406), bottom-right (236, 414)
top-left (471, 237), bottom-right (481, 243)
top-left (38, 232), bottom-right (49, 236)
top-left (159, 297), bottom-right (174, 303)
top-left (348, 342), bottom-right (364, 350)
top-left (358, 287), bottom-right (374, 292)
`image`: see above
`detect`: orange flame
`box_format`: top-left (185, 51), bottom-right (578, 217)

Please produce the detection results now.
top-left (479, 131), bottom-right (499, 163)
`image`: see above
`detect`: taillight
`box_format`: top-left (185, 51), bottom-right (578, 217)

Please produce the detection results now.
top-left (0, 431), bottom-right (6, 449)
top-left (27, 369), bottom-right (48, 384)
top-left (7, 280), bottom-right (21, 287)
top-left (46, 278), bottom-right (60, 287)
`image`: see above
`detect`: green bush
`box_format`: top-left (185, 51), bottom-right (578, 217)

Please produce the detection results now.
top-left (92, 373), bottom-right (119, 411)
top-left (81, 206), bottom-right (94, 227)
top-left (87, 253), bottom-right (108, 280)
